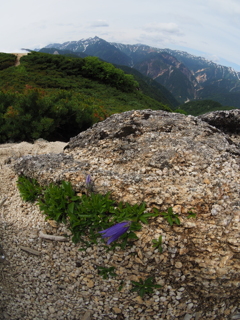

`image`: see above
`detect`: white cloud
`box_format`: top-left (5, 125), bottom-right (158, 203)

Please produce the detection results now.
top-left (90, 20), bottom-right (109, 28)
top-left (144, 22), bottom-right (183, 35)
top-left (208, 0), bottom-right (240, 14)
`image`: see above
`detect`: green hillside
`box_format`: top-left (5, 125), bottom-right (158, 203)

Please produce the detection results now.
top-left (38, 47), bottom-right (179, 108)
top-left (0, 52), bottom-right (171, 143)
top-left (0, 52), bottom-right (16, 70)
top-left (178, 99), bottom-right (236, 116)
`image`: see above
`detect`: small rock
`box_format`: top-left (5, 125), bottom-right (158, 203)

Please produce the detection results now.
top-left (173, 205), bottom-right (182, 214)
top-left (127, 274), bottom-right (140, 282)
top-left (187, 303), bottom-right (194, 310)
top-left (203, 178), bottom-right (211, 184)
top-left (82, 311), bottom-right (92, 320)
top-left (133, 296), bottom-right (144, 305)
top-left (183, 314), bottom-right (193, 320)
top-left (86, 280), bottom-right (94, 288)
top-left (195, 312), bottom-right (202, 320)
top-left (137, 249), bottom-right (143, 260)
top-left (49, 306), bottom-right (55, 314)
top-left (175, 261), bottom-right (182, 268)
top-left (47, 220), bottom-right (58, 228)
top-left (112, 307), bottom-right (121, 314)
top-left (178, 287), bottom-right (185, 292)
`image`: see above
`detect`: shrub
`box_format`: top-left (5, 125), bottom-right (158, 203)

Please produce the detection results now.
top-left (0, 53), bottom-right (16, 70)
top-left (0, 87), bottom-right (95, 142)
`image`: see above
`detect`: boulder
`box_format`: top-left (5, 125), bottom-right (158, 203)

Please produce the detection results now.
top-left (13, 110), bottom-right (240, 299)
top-left (199, 109), bottom-right (240, 135)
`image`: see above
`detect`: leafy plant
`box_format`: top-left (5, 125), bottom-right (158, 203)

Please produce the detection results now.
top-left (154, 207), bottom-right (180, 226)
top-left (187, 209), bottom-right (197, 219)
top-left (112, 201), bottom-right (149, 224)
top-left (37, 181), bottom-right (80, 222)
top-left (152, 235), bottom-right (163, 253)
top-left (96, 266), bottom-right (117, 279)
top-left (69, 192), bottom-right (116, 245)
top-left (105, 201), bottom-right (159, 250)
top-left (69, 191), bottom-right (158, 249)
top-left (131, 276), bottom-right (162, 298)
top-left (17, 176), bottom-right (160, 250)
top-left (17, 175), bottom-right (42, 202)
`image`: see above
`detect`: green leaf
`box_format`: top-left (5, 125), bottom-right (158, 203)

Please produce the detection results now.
top-left (167, 216), bottom-right (173, 226)
top-left (145, 276), bottom-right (154, 285)
top-left (175, 216), bottom-right (181, 225)
top-left (187, 210), bottom-right (197, 219)
top-left (139, 287), bottom-right (145, 298)
top-left (139, 216), bottom-right (148, 224)
top-left (71, 196), bottom-right (81, 201)
top-left (168, 207), bottom-right (173, 215)
top-left (68, 202), bottom-right (75, 214)
top-left (127, 232), bottom-right (139, 240)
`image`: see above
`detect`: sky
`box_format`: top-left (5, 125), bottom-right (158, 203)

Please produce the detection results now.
top-left (1, 0), bottom-right (240, 71)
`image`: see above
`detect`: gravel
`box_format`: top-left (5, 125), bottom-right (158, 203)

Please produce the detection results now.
top-left (1, 162), bottom-right (240, 320)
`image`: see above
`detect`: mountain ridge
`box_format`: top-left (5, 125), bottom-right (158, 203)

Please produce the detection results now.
top-left (45, 36), bottom-right (240, 78)
top-left (41, 36), bottom-right (240, 107)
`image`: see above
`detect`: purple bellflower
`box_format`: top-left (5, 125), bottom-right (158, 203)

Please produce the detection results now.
top-left (86, 174), bottom-right (92, 187)
top-left (86, 174), bottom-right (93, 193)
top-left (99, 221), bottom-right (131, 245)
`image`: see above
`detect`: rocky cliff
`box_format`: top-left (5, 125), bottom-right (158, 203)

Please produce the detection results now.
top-left (13, 109), bottom-right (240, 303)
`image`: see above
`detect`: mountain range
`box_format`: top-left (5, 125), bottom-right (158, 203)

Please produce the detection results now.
top-left (40, 36), bottom-right (240, 108)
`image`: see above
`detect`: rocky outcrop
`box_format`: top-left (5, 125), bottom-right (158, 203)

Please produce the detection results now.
top-left (199, 109), bottom-right (240, 134)
top-left (13, 110), bottom-right (240, 301)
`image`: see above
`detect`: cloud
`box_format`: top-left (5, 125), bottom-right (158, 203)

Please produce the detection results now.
top-left (137, 22), bottom-right (184, 48)
top-left (203, 54), bottom-right (221, 63)
top-left (208, 0), bottom-right (240, 14)
top-left (144, 22), bottom-right (183, 36)
top-left (90, 20), bottom-right (109, 28)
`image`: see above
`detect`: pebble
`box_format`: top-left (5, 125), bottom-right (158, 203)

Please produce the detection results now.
top-left (112, 307), bottom-right (122, 314)
top-left (175, 261), bottom-right (182, 268)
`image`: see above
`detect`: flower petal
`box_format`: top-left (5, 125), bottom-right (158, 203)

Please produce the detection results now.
top-left (99, 222), bottom-right (130, 236)
top-left (107, 229), bottom-right (127, 244)
top-left (86, 174), bottom-right (91, 185)
top-left (98, 221), bottom-right (131, 244)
